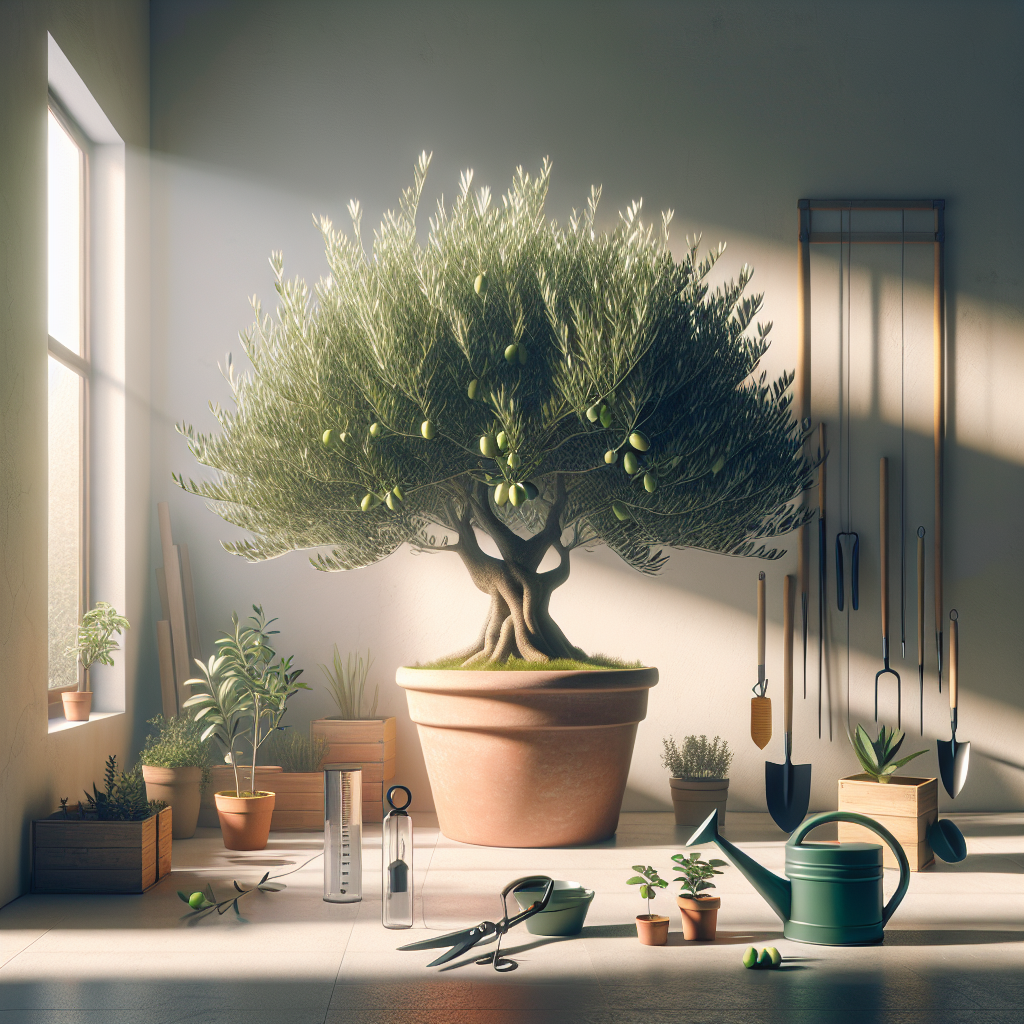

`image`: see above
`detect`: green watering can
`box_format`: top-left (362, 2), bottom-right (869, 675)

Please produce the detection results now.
top-left (687, 809), bottom-right (910, 945)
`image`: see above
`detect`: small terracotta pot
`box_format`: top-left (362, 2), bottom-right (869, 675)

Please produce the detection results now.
top-left (676, 894), bottom-right (721, 940)
top-left (214, 790), bottom-right (276, 851)
top-left (61, 691), bottom-right (92, 721)
top-left (669, 778), bottom-right (729, 827)
top-left (143, 765), bottom-right (203, 839)
top-left (635, 914), bottom-right (670, 945)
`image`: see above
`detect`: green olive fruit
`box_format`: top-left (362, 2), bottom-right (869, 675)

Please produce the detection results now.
top-left (480, 434), bottom-right (498, 458)
top-left (420, 420), bottom-right (435, 440)
top-left (494, 482), bottom-right (509, 507)
top-left (507, 452), bottom-right (521, 469)
top-left (586, 405), bottom-right (600, 423)
top-left (604, 449), bottom-right (618, 464)
top-left (766, 947), bottom-right (781, 968)
top-left (599, 405), bottom-right (613, 428)
top-left (505, 343), bottom-right (519, 364)
top-left (385, 492), bottom-right (397, 511)
top-left (523, 481), bottom-right (539, 500)
top-left (322, 428), bottom-right (336, 449)
top-left (623, 452), bottom-right (639, 475)
top-left (467, 379), bottom-right (479, 400)
top-left (496, 430), bottom-right (508, 450)
top-left (360, 493), bottom-right (378, 512)
top-left (742, 947), bottom-right (759, 969)
top-left (474, 272), bottom-right (488, 295)
top-left (629, 431), bottom-right (650, 452)
top-left (712, 454), bottom-right (726, 475)
top-left (611, 500), bottom-right (630, 521)
top-left (757, 949), bottom-right (773, 968)
top-left (518, 344), bottom-right (527, 365)
top-left (369, 422), bottom-right (382, 438)
top-left (644, 472), bottom-right (657, 493)
top-left (189, 891), bottom-right (206, 909)
top-left (509, 483), bottom-right (526, 507)
top-left (392, 484), bottom-right (404, 501)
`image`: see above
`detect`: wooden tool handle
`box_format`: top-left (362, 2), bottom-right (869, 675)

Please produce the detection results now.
top-left (818, 423), bottom-right (826, 513)
top-left (949, 611), bottom-right (958, 710)
top-left (879, 458), bottom-right (889, 636)
top-left (917, 529), bottom-right (925, 667)
top-left (784, 574), bottom-right (794, 733)
top-left (934, 219), bottom-right (945, 638)
top-left (757, 572), bottom-right (766, 667)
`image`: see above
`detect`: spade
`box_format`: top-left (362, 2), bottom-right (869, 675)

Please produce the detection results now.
top-left (937, 610), bottom-right (970, 798)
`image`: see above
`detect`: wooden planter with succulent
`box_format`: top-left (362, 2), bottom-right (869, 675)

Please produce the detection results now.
top-left (140, 713), bottom-right (213, 839)
top-left (838, 724), bottom-right (935, 871)
top-left (672, 850), bottom-right (726, 941)
top-left (62, 602), bottom-right (129, 721)
top-left (663, 735), bottom-right (733, 827)
top-left (627, 865), bottom-right (670, 945)
top-left (33, 756), bottom-right (172, 893)
top-left (309, 648), bottom-right (394, 823)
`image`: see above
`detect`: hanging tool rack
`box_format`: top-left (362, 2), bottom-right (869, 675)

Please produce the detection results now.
top-left (796, 198), bottom-right (947, 739)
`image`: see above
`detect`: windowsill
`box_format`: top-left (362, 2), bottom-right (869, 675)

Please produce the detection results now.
top-left (48, 710), bottom-right (123, 734)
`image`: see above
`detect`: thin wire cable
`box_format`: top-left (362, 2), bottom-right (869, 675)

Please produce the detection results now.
top-left (841, 206), bottom-right (853, 739)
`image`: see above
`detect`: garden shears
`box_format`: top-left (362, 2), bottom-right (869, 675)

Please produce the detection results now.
top-left (398, 875), bottom-right (554, 971)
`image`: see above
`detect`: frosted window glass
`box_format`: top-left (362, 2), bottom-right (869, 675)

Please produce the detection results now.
top-left (48, 350), bottom-right (82, 687)
top-left (47, 109), bottom-right (82, 353)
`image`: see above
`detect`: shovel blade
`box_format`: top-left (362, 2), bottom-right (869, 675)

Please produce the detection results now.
top-left (937, 737), bottom-right (970, 799)
top-left (764, 760), bottom-right (812, 833)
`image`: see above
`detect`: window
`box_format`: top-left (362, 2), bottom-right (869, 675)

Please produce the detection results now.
top-left (47, 99), bottom-right (90, 696)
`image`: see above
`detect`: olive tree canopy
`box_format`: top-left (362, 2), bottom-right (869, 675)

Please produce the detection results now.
top-left (177, 155), bottom-right (812, 664)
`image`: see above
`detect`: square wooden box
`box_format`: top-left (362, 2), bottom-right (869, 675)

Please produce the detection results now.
top-left (32, 806), bottom-right (173, 893)
top-left (837, 774), bottom-right (938, 871)
top-left (311, 717), bottom-right (396, 822)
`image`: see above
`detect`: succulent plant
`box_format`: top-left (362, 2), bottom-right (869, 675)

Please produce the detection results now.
top-left (852, 724), bottom-right (928, 783)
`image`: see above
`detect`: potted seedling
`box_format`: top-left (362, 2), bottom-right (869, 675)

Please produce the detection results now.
top-left (627, 865), bottom-right (670, 945)
top-left (62, 602), bottom-right (129, 721)
top-left (260, 730), bottom-right (330, 831)
top-left (838, 723), bottom-right (933, 870)
top-left (310, 648), bottom-right (394, 823)
top-left (140, 714), bottom-right (213, 839)
top-left (672, 850), bottom-right (727, 940)
top-left (185, 606), bottom-right (308, 850)
top-left (662, 734), bottom-right (734, 827)
top-left (178, 157), bottom-right (814, 847)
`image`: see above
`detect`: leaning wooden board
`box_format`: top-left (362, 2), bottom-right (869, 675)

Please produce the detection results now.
top-left (32, 807), bottom-right (173, 893)
top-left (310, 717), bottom-right (397, 822)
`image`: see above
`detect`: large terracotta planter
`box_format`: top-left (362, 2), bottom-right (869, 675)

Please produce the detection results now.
top-left (61, 691), bottom-right (92, 721)
top-left (676, 894), bottom-right (721, 940)
top-left (214, 791), bottom-right (275, 851)
top-left (142, 765), bottom-right (203, 839)
top-left (670, 778), bottom-right (729, 827)
top-left (397, 666), bottom-right (658, 847)
top-left (635, 914), bottom-right (670, 945)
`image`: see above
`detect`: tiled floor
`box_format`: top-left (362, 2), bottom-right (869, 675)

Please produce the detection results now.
top-left (1, 812), bottom-right (1021, 1023)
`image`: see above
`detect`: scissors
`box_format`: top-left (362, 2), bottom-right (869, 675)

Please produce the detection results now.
top-left (398, 875), bottom-right (554, 971)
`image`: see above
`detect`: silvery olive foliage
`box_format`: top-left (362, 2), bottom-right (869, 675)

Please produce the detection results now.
top-left (176, 155), bottom-right (812, 662)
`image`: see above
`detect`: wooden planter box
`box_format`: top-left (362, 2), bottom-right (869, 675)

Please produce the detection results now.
top-left (837, 774), bottom-right (938, 871)
top-left (197, 766), bottom-right (283, 828)
top-left (269, 772), bottom-right (324, 831)
top-left (32, 806), bottom-right (173, 893)
top-left (310, 717), bottom-right (396, 822)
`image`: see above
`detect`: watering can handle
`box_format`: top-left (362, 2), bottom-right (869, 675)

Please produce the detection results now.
top-left (789, 811), bottom-right (910, 926)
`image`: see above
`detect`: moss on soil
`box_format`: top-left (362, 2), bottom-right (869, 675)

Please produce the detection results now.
top-left (409, 654), bottom-right (644, 672)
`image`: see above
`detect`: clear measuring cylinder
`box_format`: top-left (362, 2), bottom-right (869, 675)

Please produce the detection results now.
top-left (382, 785), bottom-right (413, 928)
top-left (324, 764), bottom-right (362, 903)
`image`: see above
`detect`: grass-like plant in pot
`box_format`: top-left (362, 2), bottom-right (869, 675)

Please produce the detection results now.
top-left (663, 734), bottom-right (734, 828)
top-left (672, 851), bottom-right (727, 941)
top-left (62, 602), bottom-right (129, 721)
top-left (176, 155), bottom-right (812, 846)
top-left (140, 714), bottom-right (213, 839)
top-left (627, 865), bottom-right (670, 946)
top-left (184, 606), bottom-right (308, 850)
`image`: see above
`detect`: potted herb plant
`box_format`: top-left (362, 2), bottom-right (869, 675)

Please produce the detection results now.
top-left (260, 730), bottom-right (330, 831)
top-left (62, 602), bottom-right (129, 721)
top-left (662, 734), bottom-right (733, 827)
top-left (184, 606), bottom-right (308, 850)
top-left (140, 714), bottom-right (213, 839)
top-left (672, 850), bottom-right (727, 940)
top-left (32, 755), bottom-right (172, 893)
top-left (310, 648), bottom-right (395, 823)
top-left (177, 157), bottom-right (813, 847)
top-left (627, 865), bottom-right (670, 945)
top-left (838, 723), bottom-right (934, 870)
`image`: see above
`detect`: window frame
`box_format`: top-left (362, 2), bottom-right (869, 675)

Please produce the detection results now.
top-left (46, 92), bottom-right (92, 714)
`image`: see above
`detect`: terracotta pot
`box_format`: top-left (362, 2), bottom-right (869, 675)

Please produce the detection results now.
top-left (676, 894), bottom-right (721, 940)
top-left (142, 765), bottom-right (203, 839)
top-left (214, 790), bottom-right (276, 851)
top-left (398, 666), bottom-right (658, 847)
top-left (61, 691), bottom-right (92, 721)
top-left (670, 777), bottom-right (729, 827)
top-left (198, 766), bottom-right (283, 828)
top-left (635, 914), bottom-right (670, 945)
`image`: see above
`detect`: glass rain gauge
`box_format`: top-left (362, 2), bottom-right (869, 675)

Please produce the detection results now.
top-left (324, 764), bottom-right (362, 903)
top-left (382, 785), bottom-right (413, 928)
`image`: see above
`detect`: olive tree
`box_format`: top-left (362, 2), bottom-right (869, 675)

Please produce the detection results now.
top-left (177, 155), bottom-right (812, 665)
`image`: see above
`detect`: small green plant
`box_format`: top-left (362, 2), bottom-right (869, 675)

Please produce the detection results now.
top-left (662, 734), bottom-right (733, 780)
top-left (260, 730), bottom-right (329, 773)
top-left (66, 601), bottom-right (130, 691)
top-left (852, 723), bottom-right (928, 783)
top-left (320, 646), bottom-right (378, 719)
top-left (82, 755), bottom-right (164, 821)
top-left (178, 872), bottom-right (285, 918)
top-left (672, 851), bottom-right (727, 899)
top-left (626, 864), bottom-right (668, 917)
top-left (140, 714), bottom-right (213, 793)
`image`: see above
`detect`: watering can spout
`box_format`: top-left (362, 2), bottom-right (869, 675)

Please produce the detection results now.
top-left (686, 809), bottom-right (792, 924)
